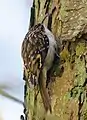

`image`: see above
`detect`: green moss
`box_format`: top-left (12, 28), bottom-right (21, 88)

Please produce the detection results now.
top-left (74, 57), bottom-right (86, 86)
top-left (76, 43), bottom-right (85, 56)
top-left (82, 102), bottom-right (87, 120)
top-left (74, 42), bottom-right (87, 86)
top-left (60, 48), bottom-right (70, 61)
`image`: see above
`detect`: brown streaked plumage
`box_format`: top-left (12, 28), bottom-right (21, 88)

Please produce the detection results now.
top-left (21, 23), bottom-right (58, 113)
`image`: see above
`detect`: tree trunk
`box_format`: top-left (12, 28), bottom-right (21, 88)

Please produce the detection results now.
top-left (24, 0), bottom-right (87, 120)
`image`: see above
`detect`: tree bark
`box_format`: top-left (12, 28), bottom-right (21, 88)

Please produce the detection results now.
top-left (24, 0), bottom-right (87, 120)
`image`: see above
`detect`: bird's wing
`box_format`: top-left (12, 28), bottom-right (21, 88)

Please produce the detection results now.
top-left (21, 24), bottom-right (49, 86)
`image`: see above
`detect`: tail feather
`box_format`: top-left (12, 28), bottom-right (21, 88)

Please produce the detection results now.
top-left (40, 85), bottom-right (52, 113)
top-left (38, 73), bottom-right (52, 113)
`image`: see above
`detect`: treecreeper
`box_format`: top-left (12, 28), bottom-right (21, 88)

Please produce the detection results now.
top-left (21, 22), bottom-right (59, 117)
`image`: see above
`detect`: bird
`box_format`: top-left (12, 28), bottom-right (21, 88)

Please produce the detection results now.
top-left (21, 23), bottom-right (58, 113)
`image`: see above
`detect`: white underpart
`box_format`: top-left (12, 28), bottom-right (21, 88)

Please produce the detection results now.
top-left (44, 25), bottom-right (57, 71)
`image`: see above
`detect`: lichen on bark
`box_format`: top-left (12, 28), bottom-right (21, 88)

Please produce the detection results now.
top-left (24, 0), bottom-right (87, 120)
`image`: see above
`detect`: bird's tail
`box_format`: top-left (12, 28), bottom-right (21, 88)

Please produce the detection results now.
top-left (38, 73), bottom-right (52, 113)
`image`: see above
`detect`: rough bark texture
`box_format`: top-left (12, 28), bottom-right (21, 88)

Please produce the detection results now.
top-left (24, 0), bottom-right (87, 120)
